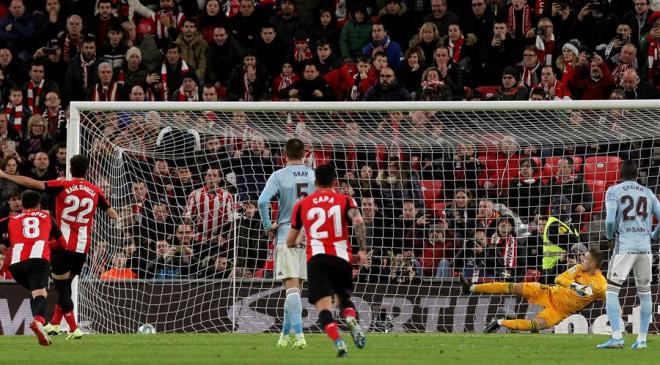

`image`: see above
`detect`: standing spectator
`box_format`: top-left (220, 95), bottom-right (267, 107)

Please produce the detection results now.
top-left (506, 0), bottom-right (533, 41)
top-left (235, 200), bottom-right (267, 271)
top-left (624, 0), bottom-right (653, 45)
top-left (339, 5), bottom-right (372, 61)
top-left (206, 26), bottom-right (243, 88)
top-left (604, 23), bottom-right (634, 63)
top-left (462, 0), bottom-right (496, 49)
top-left (518, 45), bottom-right (542, 88)
top-left (315, 40), bottom-right (344, 89)
top-left (175, 19), bottom-right (208, 82)
top-left (101, 23), bottom-right (128, 69)
top-left (496, 66), bottom-right (529, 100)
top-left (0, 0), bottom-right (35, 61)
top-left (231, 134), bottom-right (275, 202)
top-left (282, 62), bottom-right (336, 101)
top-left (444, 23), bottom-right (476, 77)
top-left (117, 47), bottom-right (149, 92)
top-left (254, 24), bottom-right (286, 79)
top-left (570, 52), bottom-right (615, 100)
top-left (33, 0), bottom-right (65, 47)
top-left (424, 0), bottom-right (459, 37)
top-left (362, 22), bottom-right (403, 71)
top-left (609, 43), bottom-right (639, 85)
top-left (490, 217), bottom-right (519, 280)
top-left (134, 0), bottom-right (186, 50)
top-left (157, 43), bottom-right (191, 101)
top-left (63, 35), bottom-right (100, 103)
top-left (377, 0), bottom-right (415, 50)
top-left (147, 239), bottom-right (182, 279)
top-left (507, 158), bottom-right (545, 223)
top-left (122, 20), bottom-right (160, 73)
top-left (36, 39), bottom-right (67, 89)
top-left (49, 143), bottom-right (66, 178)
top-left (526, 17), bottom-right (557, 67)
top-left (376, 157), bottom-right (421, 219)
top-left (479, 20), bottom-right (517, 85)
top-left (480, 135), bottom-right (521, 198)
top-left (269, 0), bottom-right (302, 48)
top-left (363, 67), bottom-right (412, 101)
top-left (89, 0), bottom-right (121, 49)
top-left (549, 157), bottom-right (592, 223)
top-left (226, 49), bottom-right (270, 101)
top-left (57, 15), bottom-right (83, 63)
top-left (184, 166), bottom-right (234, 239)
top-left (87, 61), bottom-right (127, 101)
top-left (22, 60), bottom-right (59, 116)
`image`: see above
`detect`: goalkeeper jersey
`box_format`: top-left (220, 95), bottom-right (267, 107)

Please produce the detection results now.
top-left (552, 264), bottom-right (607, 315)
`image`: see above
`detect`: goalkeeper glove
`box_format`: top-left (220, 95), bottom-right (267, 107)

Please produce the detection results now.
top-left (570, 282), bottom-right (593, 297)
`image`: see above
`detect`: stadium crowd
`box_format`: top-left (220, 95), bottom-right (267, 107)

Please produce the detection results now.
top-left (0, 0), bottom-right (658, 284)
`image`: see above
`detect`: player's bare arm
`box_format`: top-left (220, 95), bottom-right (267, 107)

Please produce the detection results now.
top-left (0, 169), bottom-right (46, 190)
top-left (106, 207), bottom-right (119, 219)
top-left (348, 208), bottom-right (368, 264)
top-left (286, 227), bottom-right (301, 248)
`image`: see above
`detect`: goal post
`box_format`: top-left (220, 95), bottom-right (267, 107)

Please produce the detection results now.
top-left (69, 100), bottom-right (660, 334)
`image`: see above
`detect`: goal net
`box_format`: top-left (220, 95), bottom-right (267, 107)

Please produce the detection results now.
top-left (71, 101), bottom-right (660, 334)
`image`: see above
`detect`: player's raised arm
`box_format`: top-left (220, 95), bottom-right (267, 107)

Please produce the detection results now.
top-left (604, 187), bottom-right (618, 240)
top-left (0, 169), bottom-right (46, 190)
top-left (257, 174), bottom-right (279, 231)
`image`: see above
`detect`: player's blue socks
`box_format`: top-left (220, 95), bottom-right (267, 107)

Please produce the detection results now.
top-left (281, 305), bottom-right (291, 336)
top-left (285, 288), bottom-right (303, 338)
top-left (638, 291), bottom-right (652, 342)
top-left (606, 289), bottom-right (623, 339)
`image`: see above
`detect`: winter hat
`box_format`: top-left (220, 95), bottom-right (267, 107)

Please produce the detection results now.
top-left (562, 39), bottom-right (580, 56)
top-left (501, 66), bottom-right (519, 81)
top-left (125, 47), bottom-right (142, 62)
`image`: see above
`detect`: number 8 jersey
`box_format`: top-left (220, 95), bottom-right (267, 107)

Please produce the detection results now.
top-left (45, 178), bottom-right (112, 254)
top-left (291, 189), bottom-right (358, 263)
top-left (0, 210), bottom-right (64, 264)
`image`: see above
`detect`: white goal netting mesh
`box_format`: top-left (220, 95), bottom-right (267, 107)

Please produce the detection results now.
top-left (75, 103), bottom-right (660, 334)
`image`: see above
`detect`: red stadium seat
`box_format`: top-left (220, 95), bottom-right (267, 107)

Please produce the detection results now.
top-left (583, 156), bottom-right (621, 185)
top-left (587, 180), bottom-right (607, 212)
top-left (475, 85), bottom-right (500, 100)
top-left (419, 180), bottom-right (443, 210)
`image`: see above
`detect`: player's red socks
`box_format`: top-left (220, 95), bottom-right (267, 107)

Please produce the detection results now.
top-left (50, 304), bottom-right (63, 325)
top-left (341, 307), bottom-right (356, 320)
top-left (33, 315), bottom-right (46, 325)
top-left (324, 322), bottom-right (341, 342)
top-left (63, 311), bottom-right (78, 332)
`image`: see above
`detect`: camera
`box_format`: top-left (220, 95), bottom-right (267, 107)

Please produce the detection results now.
top-left (535, 27), bottom-right (546, 37)
top-left (42, 47), bottom-right (57, 55)
top-left (615, 33), bottom-right (625, 41)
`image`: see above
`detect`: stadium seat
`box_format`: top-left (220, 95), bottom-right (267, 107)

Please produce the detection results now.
top-left (475, 85), bottom-right (500, 100)
top-left (583, 156), bottom-right (621, 185)
top-left (419, 180), bottom-right (443, 211)
top-left (586, 180), bottom-right (607, 212)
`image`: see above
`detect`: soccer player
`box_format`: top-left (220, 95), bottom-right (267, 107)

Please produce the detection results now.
top-left (459, 248), bottom-right (606, 333)
top-left (286, 164), bottom-right (367, 357)
top-left (597, 160), bottom-right (660, 349)
top-left (257, 138), bottom-right (315, 348)
top-left (0, 190), bottom-right (67, 346)
top-left (0, 154), bottom-right (118, 339)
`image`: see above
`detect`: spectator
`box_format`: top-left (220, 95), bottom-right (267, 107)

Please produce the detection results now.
top-left (362, 22), bottom-right (403, 71)
top-left (254, 24), bottom-right (286, 79)
top-left (40, 91), bottom-right (64, 142)
top-left (424, 0), bottom-right (459, 37)
top-left (408, 22), bottom-right (441, 68)
top-left (48, 142), bottom-right (65, 177)
top-left (420, 224), bottom-right (453, 278)
top-left (206, 26), bottom-right (243, 88)
top-left (444, 23), bottom-right (476, 75)
top-left (456, 228), bottom-right (488, 279)
top-left (519, 45), bottom-right (542, 88)
top-left (308, 8), bottom-right (340, 52)
top-left (377, 0), bottom-right (415, 50)
top-left (90, 0), bottom-right (121, 49)
top-left (479, 20), bottom-right (517, 85)
top-left (228, 0), bottom-right (268, 49)
top-left (36, 38), bottom-right (67, 88)
top-left (157, 43), bottom-right (193, 101)
top-left (462, 0), bottom-right (496, 49)
top-left (201, 84), bottom-right (219, 101)
top-left (0, 190), bottom-right (21, 219)
top-left (526, 17), bottom-right (558, 67)
top-left (507, 158), bottom-right (545, 223)
top-left (398, 47), bottom-right (424, 98)
top-left (604, 23), bottom-right (634, 63)
top-left (57, 14), bottom-right (84, 63)
top-left (5, 87), bottom-right (30, 136)
top-left (172, 74), bottom-right (201, 101)
top-left (430, 45), bottom-right (464, 99)
top-left (474, 198), bottom-right (498, 237)
top-left (64, 35), bottom-right (100, 103)
top-left (281, 62), bottom-right (335, 101)
top-left (610, 42), bottom-right (638, 85)
top-left (199, 255), bottom-right (231, 279)
top-left (100, 252), bottom-right (138, 280)
top-left (198, 0), bottom-right (227, 44)
top-left (363, 66), bottom-right (412, 101)
top-left (537, 65), bottom-right (571, 99)
top-left (122, 20), bottom-right (160, 73)
top-left (570, 52), bottom-right (615, 100)
top-left (226, 49), bottom-right (270, 101)
top-left (18, 115), bottom-right (52, 161)
top-left (235, 200), bottom-right (267, 271)
top-left (139, 200), bottom-right (177, 244)
top-left (0, 0), bottom-right (35, 61)
top-left (290, 31), bottom-right (314, 74)
top-left (101, 22), bottom-right (128, 69)
top-left (135, 0), bottom-right (186, 50)
top-left (339, 5), bottom-right (372, 61)
top-left (184, 166), bottom-right (234, 239)
top-left (88, 61), bottom-right (127, 101)
top-left (549, 156), bottom-right (593, 223)
top-left (269, 0), bottom-right (303, 48)
top-left (22, 60), bottom-right (59, 116)
top-left (445, 187), bottom-right (476, 240)
top-left (345, 55), bottom-right (377, 101)
top-left (490, 216), bottom-right (519, 280)
top-left (25, 151), bottom-right (56, 181)
top-left (496, 66), bottom-right (528, 100)
top-left (175, 18), bottom-right (208, 81)
top-left (620, 68), bottom-right (659, 99)
top-left (272, 61), bottom-right (299, 100)
top-left (376, 157), bottom-right (422, 219)
top-left (117, 47), bottom-right (149, 92)
top-left (480, 135), bottom-right (521, 197)
top-left (33, 0), bottom-right (65, 48)
top-left (148, 239), bottom-right (183, 279)
top-left (231, 134), bottom-right (275, 202)
top-left (0, 156), bottom-right (21, 208)
top-left (0, 113), bottom-right (20, 147)
top-left (624, 0), bottom-right (653, 45)
top-left (417, 66), bottom-right (452, 101)
top-left (360, 195), bottom-right (385, 253)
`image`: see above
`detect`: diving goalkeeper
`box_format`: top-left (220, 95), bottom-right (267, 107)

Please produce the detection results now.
top-left (459, 248), bottom-right (606, 332)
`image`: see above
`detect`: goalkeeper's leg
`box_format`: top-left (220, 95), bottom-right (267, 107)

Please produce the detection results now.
top-left (468, 281), bottom-right (523, 296)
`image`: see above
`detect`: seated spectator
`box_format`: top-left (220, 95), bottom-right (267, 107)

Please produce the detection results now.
top-left (386, 199), bottom-right (426, 256)
top-left (408, 22), bottom-right (441, 68)
top-left (269, 0), bottom-right (303, 49)
top-left (604, 23), bottom-right (634, 63)
top-left (474, 198), bottom-right (499, 237)
top-left (226, 49), bottom-right (270, 101)
top-left (445, 188), bottom-right (476, 240)
top-left (363, 67), bottom-right (412, 101)
top-left (0, 47), bottom-right (25, 86)
top-left (549, 156), bottom-right (592, 223)
top-left (431, 45), bottom-right (464, 100)
top-left (174, 18), bottom-right (207, 81)
top-left (398, 47), bottom-right (424, 99)
top-left (419, 224), bottom-right (453, 278)
top-left (518, 45), bottom-right (542, 88)
top-left (122, 20), bottom-right (160, 73)
top-left (19, 115), bottom-right (52, 161)
top-left (227, 0), bottom-right (270, 50)
top-left (480, 135), bottom-right (521, 198)
top-left (490, 217), bottom-right (519, 280)
top-left (156, 43), bottom-right (191, 101)
top-left (388, 251), bottom-right (422, 284)
top-left (133, 0), bottom-right (186, 50)
top-left (496, 66), bottom-right (528, 100)
top-left (35, 38), bottom-right (67, 89)
top-left (272, 62), bottom-right (299, 101)
top-left (356, 250), bottom-right (385, 284)
top-left (198, 0), bottom-right (227, 44)
top-left (0, 0), bottom-right (35, 61)
top-left (184, 166), bottom-right (234, 239)
top-left (537, 65), bottom-right (571, 99)
top-left (199, 255), bottom-right (231, 279)
top-left (254, 24), bottom-right (286, 79)
top-left (0, 251), bottom-right (12, 280)
top-left (231, 134), bottom-right (275, 202)
top-left (139, 200), bottom-right (176, 244)
top-left (291, 31), bottom-right (314, 74)
top-left (117, 47), bottom-right (149, 92)
top-left (620, 68), bottom-right (659, 99)
top-left (417, 66), bottom-right (452, 101)
top-left (308, 8), bottom-right (340, 52)
top-left (49, 143), bottom-right (66, 177)
top-left (172, 74), bottom-right (201, 101)
top-left (4, 87), bottom-right (30, 136)
top-left (148, 239), bottom-right (183, 279)
top-left (236, 200), bottom-right (267, 271)
top-left (88, 61), bottom-right (127, 101)
top-left (376, 157), bottom-right (422, 218)
top-left (345, 55), bottom-right (377, 101)
top-left (100, 252), bottom-right (138, 280)
top-left (0, 155), bottom-right (20, 207)
top-left (0, 190), bottom-right (21, 219)
top-left (645, 20), bottom-right (660, 84)
top-left (444, 23), bottom-right (476, 77)
top-left (609, 42), bottom-right (638, 85)
top-left (101, 22), bottom-right (128, 69)
top-left (479, 20), bottom-right (517, 86)
top-left (281, 62), bottom-right (336, 101)
top-left (41, 91), bottom-right (65, 142)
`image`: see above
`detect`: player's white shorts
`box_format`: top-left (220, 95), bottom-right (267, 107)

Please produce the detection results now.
top-left (607, 252), bottom-right (652, 287)
top-left (274, 244), bottom-right (307, 280)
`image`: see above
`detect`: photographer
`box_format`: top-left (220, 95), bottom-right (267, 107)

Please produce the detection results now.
top-left (573, 1), bottom-right (619, 51)
top-left (570, 51), bottom-right (615, 99)
top-left (525, 18), bottom-right (558, 66)
top-left (546, 2), bottom-right (575, 42)
top-left (604, 23), bottom-right (633, 61)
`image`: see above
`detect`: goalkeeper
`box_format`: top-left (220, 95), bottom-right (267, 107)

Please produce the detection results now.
top-left (459, 248), bottom-right (606, 333)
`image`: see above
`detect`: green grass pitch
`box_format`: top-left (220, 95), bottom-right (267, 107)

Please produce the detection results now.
top-left (1, 333), bottom-right (657, 364)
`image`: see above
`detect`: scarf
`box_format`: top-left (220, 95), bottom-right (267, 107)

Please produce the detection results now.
top-left (350, 72), bottom-right (362, 101)
top-left (63, 35), bottom-right (82, 63)
top-left (535, 34), bottom-right (555, 66)
top-left (243, 67), bottom-right (254, 101)
top-left (161, 59), bottom-right (189, 101)
top-left (535, 0), bottom-right (545, 16)
top-left (80, 55), bottom-right (96, 90)
top-left (555, 174), bottom-right (577, 185)
top-left (90, 82), bottom-right (118, 101)
top-left (26, 79), bottom-right (44, 115)
top-left (448, 36), bottom-right (464, 62)
top-left (43, 107), bottom-right (66, 137)
top-left (612, 62), bottom-right (631, 85)
top-left (500, 235), bottom-right (518, 268)
top-left (117, 69), bottom-right (126, 85)
top-left (421, 79), bottom-right (445, 91)
top-left (294, 42), bottom-right (313, 62)
top-left (507, 5), bottom-right (532, 38)
top-left (4, 104), bottom-right (22, 134)
top-left (177, 86), bottom-right (199, 101)
top-left (277, 73), bottom-right (295, 91)
top-left (521, 62), bottom-right (541, 87)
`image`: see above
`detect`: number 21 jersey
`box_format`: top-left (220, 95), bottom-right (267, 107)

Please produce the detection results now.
top-left (45, 178), bottom-right (111, 254)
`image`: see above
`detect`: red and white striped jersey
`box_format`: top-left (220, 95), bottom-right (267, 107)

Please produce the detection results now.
top-left (291, 189), bottom-right (358, 263)
top-left (0, 210), bottom-right (64, 265)
top-left (45, 178), bottom-right (112, 254)
top-left (184, 186), bottom-right (234, 238)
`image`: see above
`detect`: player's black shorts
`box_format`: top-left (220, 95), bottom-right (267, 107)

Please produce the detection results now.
top-left (51, 250), bottom-right (87, 277)
top-left (307, 254), bottom-right (354, 305)
top-left (9, 258), bottom-right (50, 291)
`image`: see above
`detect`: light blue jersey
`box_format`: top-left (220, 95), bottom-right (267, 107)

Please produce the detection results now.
top-left (605, 180), bottom-right (660, 254)
top-left (257, 164), bottom-right (315, 244)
